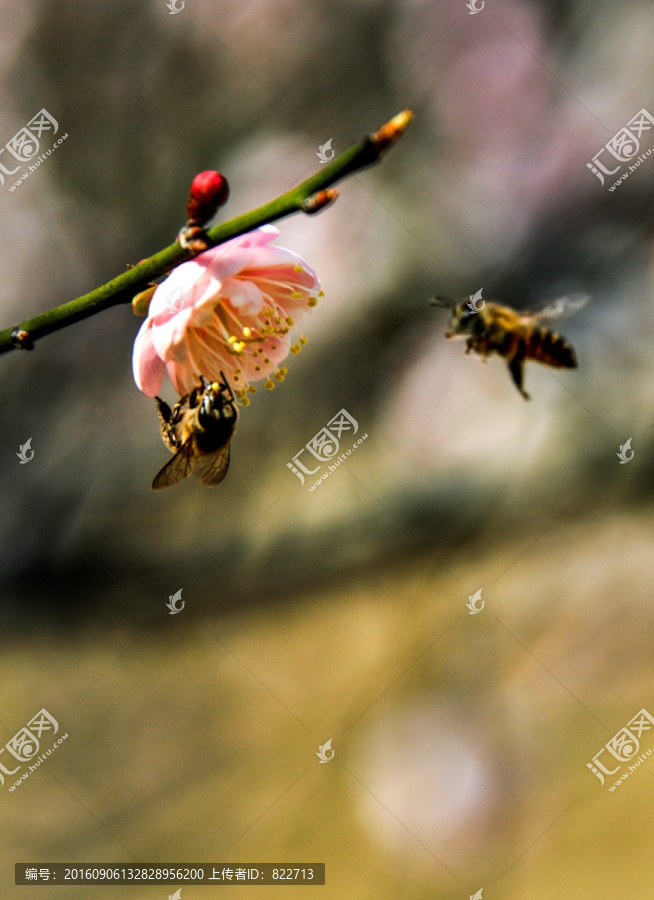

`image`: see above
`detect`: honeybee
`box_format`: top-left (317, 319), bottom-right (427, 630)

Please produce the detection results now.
top-left (152, 373), bottom-right (237, 490)
top-left (430, 293), bottom-right (588, 399)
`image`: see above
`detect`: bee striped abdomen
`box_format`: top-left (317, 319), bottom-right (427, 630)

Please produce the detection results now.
top-left (525, 327), bottom-right (577, 368)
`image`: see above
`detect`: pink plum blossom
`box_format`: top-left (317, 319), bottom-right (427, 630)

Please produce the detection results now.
top-left (133, 225), bottom-right (322, 403)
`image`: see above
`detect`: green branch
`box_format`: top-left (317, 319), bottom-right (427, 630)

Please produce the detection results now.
top-left (0, 110), bottom-right (412, 356)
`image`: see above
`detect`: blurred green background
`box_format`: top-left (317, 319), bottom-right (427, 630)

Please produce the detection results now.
top-left (1, 0), bottom-right (654, 897)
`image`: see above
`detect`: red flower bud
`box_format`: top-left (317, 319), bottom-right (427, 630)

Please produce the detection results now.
top-left (186, 170), bottom-right (230, 223)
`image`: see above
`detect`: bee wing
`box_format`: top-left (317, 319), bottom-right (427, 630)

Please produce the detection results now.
top-left (193, 443), bottom-right (232, 487)
top-left (152, 438), bottom-right (196, 491)
top-left (529, 293), bottom-right (590, 322)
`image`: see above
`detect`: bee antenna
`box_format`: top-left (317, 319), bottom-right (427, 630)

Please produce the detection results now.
top-left (431, 295), bottom-right (455, 310)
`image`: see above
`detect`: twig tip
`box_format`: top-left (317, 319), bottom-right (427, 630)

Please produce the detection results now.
top-left (372, 109), bottom-right (414, 151)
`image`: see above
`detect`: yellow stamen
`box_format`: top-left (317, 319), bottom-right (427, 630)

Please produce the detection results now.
top-left (228, 335), bottom-right (237, 344)
top-left (300, 337), bottom-right (307, 345)
top-left (243, 326), bottom-right (252, 337)
top-left (274, 370), bottom-right (285, 382)
top-left (290, 344), bottom-right (301, 354)
top-left (285, 316), bottom-right (294, 325)
top-left (291, 291), bottom-right (302, 299)
top-left (307, 297), bottom-right (317, 307)
top-left (240, 396), bottom-right (250, 407)
top-left (293, 265), bottom-right (303, 273)
top-left (318, 290), bottom-right (325, 297)
top-left (264, 378), bottom-right (275, 390)
top-left (248, 385), bottom-right (257, 393)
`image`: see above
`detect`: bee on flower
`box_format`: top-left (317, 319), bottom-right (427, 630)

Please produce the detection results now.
top-left (133, 221), bottom-right (322, 489)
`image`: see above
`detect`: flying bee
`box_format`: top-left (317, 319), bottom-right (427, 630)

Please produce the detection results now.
top-left (430, 293), bottom-right (588, 399)
top-left (152, 373), bottom-right (238, 491)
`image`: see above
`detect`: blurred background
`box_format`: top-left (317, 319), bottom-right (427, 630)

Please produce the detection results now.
top-left (1, 0), bottom-right (654, 897)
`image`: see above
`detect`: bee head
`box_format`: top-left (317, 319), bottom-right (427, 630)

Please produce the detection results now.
top-left (199, 376), bottom-right (237, 421)
top-left (432, 296), bottom-right (476, 338)
top-left (446, 304), bottom-right (477, 338)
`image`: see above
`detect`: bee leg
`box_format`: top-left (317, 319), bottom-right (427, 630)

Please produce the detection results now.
top-left (155, 396), bottom-right (173, 424)
top-left (155, 397), bottom-right (181, 451)
top-left (508, 354), bottom-right (530, 400)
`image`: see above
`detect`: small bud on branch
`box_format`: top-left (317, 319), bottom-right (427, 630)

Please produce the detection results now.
top-left (301, 188), bottom-right (339, 214)
top-left (131, 285), bottom-right (157, 316)
top-left (11, 328), bottom-right (33, 350)
top-left (185, 170), bottom-right (230, 223)
top-left (179, 170), bottom-right (231, 255)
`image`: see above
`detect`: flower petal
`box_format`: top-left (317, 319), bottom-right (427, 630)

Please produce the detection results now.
top-left (221, 276), bottom-right (264, 316)
top-left (132, 320), bottom-right (166, 397)
top-left (151, 305), bottom-right (197, 362)
top-left (234, 224), bottom-right (279, 248)
top-left (166, 360), bottom-right (196, 397)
